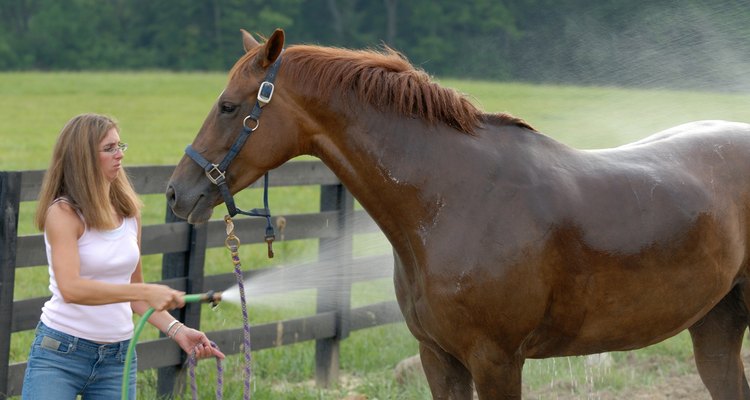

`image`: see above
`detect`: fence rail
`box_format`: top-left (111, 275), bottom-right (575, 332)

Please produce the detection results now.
top-left (0, 161), bottom-right (401, 398)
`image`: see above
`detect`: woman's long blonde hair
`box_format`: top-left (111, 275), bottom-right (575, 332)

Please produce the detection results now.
top-left (35, 113), bottom-right (142, 231)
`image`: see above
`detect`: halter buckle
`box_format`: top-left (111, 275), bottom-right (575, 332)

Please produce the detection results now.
top-left (205, 164), bottom-right (226, 185)
top-left (257, 81), bottom-right (274, 107)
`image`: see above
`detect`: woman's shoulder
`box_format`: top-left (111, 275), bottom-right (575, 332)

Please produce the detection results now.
top-left (47, 198), bottom-right (80, 217)
top-left (46, 200), bottom-right (85, 236)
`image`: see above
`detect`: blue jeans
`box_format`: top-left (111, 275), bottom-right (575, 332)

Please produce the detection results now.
top-left (22, 322), bottom-right (136, 400)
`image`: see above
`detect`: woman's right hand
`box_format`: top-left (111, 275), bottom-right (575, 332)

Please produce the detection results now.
top-left (144, 284), bottom-right (185, 311)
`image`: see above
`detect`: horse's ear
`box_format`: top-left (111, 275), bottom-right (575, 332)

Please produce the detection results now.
top-left (241, 29), bottom-right (260, 52)
top-left (258, 29), bottom-right (284, 68)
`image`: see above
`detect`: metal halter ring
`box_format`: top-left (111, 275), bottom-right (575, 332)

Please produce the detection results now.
top-left (243, 115), bottom-right (259, 132)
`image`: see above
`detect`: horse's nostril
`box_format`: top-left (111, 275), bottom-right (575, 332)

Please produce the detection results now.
top-left (166, 185), bottom-right (176, 205)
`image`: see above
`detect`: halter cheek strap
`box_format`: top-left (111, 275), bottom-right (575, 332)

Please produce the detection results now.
top-left (184, 52), bottom-right (283, 255)
top-left (184, 121), bottom-right (262, 218)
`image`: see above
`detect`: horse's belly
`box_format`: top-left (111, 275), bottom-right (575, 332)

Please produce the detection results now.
top-left (521, 194), bottom-right (746, 357)
top-left (524, 266), bottom-right (735, 358)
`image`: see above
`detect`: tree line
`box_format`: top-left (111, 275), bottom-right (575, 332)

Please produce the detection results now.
top-left (1, 0), bottom-right (749, 91)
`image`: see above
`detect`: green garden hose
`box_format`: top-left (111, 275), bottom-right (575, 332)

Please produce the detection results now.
top-left (121, 292), bottom-right (219, 400)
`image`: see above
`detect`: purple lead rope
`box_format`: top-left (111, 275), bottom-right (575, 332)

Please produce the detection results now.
top-left (187, 216), bottom-right (253, 399)
top-left (225, 216), bottom-right (253, 400)
top-left (189, 342), bottom-right (224, 400)
top-left (231, 245), bottom-right (253, 399)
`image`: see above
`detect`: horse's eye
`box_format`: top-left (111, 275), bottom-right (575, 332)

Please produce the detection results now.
top-left (220, 103), bottom-right (237, 114)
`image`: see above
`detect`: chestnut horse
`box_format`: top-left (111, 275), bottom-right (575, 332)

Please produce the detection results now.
top-left (167, 28), bottom-right (750, 399)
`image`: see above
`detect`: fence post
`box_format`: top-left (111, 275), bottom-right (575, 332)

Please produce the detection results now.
top-left (0, 172), bottom-right (21, 399)
top-left (315, 183), bottom-right (354, 387)
top-left (156, 204), bottom-right (208, 398)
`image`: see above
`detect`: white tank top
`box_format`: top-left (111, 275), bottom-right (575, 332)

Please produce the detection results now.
top-left (41, 202), bottom-right (140, 342)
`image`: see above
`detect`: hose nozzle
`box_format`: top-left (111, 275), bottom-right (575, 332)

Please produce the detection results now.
top-left (204, 290), bottom-right (221, 308)
top-left (184, 290), bottom-right (222, 309)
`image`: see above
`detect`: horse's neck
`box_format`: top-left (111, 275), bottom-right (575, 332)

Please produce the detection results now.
top-left (312, 115), bottom-right (446, 253)
top-left (310, 112), bottom-right (572, 262)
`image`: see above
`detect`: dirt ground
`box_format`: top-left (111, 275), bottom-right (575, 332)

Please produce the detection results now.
top-left (525, 352), bottom-right (750, 399)
top-left (380, 351), bottom-right (750, 400)
top-left (526, 365), bottom-right (711, 399)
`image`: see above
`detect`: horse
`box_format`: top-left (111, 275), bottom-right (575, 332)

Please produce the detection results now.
top-left (166, 28), bottom-right (750, 399)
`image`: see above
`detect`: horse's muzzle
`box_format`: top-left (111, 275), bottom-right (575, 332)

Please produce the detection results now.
top-left (165, 182), bottom-right (213, 223)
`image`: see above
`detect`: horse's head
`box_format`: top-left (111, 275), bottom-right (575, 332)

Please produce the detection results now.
top-left (167, 29), bottom-right (301, 223)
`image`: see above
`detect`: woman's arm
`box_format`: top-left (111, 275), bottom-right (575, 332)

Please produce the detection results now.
top-left (129, 213), bottom-right (224, 359)
top-left (131, 301), bottom-right (225, 360)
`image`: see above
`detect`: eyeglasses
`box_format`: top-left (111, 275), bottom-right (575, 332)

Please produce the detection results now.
top-left (101, 142), bottom-right (128, 154)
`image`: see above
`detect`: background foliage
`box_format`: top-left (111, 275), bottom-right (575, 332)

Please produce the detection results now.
top-left (2, 0), bottom-right (750, 90)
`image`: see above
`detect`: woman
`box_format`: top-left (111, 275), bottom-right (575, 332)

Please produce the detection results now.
top-left (22, 113), bottom-right (224, 399)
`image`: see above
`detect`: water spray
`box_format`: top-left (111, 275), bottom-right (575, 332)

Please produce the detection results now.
top-left (121, 290), bottom-right (223, 400)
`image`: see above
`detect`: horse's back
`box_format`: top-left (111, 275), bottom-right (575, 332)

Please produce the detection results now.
top-left (618, 120), bottom-right (750, 148)
top-left (588, 120), bottom-right (750, 206)
top-left (571, 120), bottom-right (750, 250)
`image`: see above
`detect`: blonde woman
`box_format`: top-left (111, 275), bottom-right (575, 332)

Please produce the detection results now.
top-left (22, 114), bottom-right (224, 399)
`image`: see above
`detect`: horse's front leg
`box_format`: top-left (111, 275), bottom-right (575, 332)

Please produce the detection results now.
top-left (419, 343), bottom-right (473, 400)
top-left (467, 346), bottom-right (525, 400)
top-left (472, 359), bottom-right (524, 400)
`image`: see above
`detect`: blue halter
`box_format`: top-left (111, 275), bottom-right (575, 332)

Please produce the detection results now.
top-left (184, 53), bottom-right (283, 256)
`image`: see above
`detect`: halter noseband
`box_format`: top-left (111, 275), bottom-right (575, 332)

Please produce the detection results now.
top-left (184, 52), bottom-right (283, 253)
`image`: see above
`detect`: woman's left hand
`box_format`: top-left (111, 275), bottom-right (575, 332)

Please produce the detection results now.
top-left (173, 326), bottom-right (226, 360)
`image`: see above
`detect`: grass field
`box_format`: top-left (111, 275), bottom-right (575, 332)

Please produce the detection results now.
top-left (2, 71), bottom-right (750, 399)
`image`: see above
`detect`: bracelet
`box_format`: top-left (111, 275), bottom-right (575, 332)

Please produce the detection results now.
top-left (165, 320), bottom-right (180, 336)
top-left (170, 324), bottom-right (185, 339)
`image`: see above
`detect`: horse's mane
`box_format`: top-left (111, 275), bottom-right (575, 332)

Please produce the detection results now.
top-left (236, 44), bottom-right (533, 134)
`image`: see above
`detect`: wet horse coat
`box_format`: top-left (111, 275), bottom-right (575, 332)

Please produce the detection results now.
top-left (167, 29), bottom-right (750, 399)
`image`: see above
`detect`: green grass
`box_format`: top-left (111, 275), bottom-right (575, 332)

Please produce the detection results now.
top-left (3, 71), bottom-right (750, 398)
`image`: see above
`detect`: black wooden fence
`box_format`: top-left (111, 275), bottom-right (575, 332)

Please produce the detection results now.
top-left (0, 161), bottom-right (403, 399)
